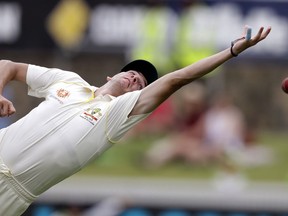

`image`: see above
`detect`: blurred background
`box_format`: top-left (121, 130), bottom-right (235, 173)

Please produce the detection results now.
top-left (1, 0), bottom-right (288, 215)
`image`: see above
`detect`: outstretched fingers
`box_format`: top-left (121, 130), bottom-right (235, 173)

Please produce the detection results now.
top-left (260, 26), bottom-right (272, 40)
top-left (252, 26), bottom-right (272, 43)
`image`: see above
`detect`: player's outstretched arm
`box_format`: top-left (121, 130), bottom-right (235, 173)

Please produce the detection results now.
top-left (0, 60), bottom-right (28, 117)
top-left (130, 25), bottom-right (271, 116)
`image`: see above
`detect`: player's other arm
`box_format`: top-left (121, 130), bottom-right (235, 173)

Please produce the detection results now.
top-left (0, 60), bottom-right (28, 117)
top-left (130, 26), bottom-right (271, 116)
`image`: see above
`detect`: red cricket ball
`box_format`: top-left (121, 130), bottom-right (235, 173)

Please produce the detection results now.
top-left (282, 77), bottom-right (288, 94)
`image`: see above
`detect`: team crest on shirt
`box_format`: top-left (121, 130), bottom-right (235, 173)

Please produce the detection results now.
top-left (56, 88), bottom-right (70, 98)
top-left (80, 107), bottom-right (103, 125)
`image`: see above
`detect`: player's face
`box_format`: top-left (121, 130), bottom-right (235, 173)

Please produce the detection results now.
top-left (108, 71), bottom-right (147, 95)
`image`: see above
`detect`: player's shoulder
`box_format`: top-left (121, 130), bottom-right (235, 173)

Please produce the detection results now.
top-left (27, 64), bottom-right (90, 88)
top-left (28, 64), bottom-right (83, 81)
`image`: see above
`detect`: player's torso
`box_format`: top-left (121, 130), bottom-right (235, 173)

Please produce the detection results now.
top-left (0, 82), bottom-right (112, 194)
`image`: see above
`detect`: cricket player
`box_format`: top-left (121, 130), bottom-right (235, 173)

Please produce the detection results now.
top-left (0, 25), bottom-right (271, 215)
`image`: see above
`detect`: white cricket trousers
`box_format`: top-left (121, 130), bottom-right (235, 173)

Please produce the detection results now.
top-left (0, 157), bottom-right (37, 216)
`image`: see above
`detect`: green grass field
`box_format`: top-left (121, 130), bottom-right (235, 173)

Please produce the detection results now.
top-left (77, 130), bottom-right (288, 183)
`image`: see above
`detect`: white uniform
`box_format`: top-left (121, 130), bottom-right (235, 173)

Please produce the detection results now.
top-left (0, 65), bottom-right (148, 215)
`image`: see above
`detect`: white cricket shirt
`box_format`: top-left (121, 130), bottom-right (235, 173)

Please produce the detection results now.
top-left (0, 65), bottom-right (148, 196)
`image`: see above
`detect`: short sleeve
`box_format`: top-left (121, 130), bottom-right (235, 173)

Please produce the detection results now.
top-left (104, 90), bottom-right (150, 142)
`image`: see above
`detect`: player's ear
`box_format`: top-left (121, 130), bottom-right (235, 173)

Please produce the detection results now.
top-left (107, 76), bottom-right (112, 81)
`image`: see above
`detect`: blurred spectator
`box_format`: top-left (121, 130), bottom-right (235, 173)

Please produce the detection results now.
top-left (143, 82), bottom-right (210, 168)
top-left (203, 93), bottom-right (246, 160)
top-left (202, 93), bottom-right (248, 172)
top-left (205, 93), bottom-right (274, 169)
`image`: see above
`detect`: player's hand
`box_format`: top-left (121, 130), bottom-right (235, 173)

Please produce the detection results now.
top-left (231, 25), bottom-right (272, 56)
top-left (0, 95), bottom-right (16, 117)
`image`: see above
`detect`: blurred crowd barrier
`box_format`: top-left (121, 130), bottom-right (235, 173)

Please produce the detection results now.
top-left (22, 175), bottom-right (288, 216)
top-left (23, 204), bottom-right (288, 216)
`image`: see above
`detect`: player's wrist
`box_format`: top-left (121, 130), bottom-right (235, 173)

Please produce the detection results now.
top-left (230, 26), bottom-right (252, 58)
top-left (230, 37), bottom-right (245, 57)
top-left (230, 41), bottom-right (238, 57)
